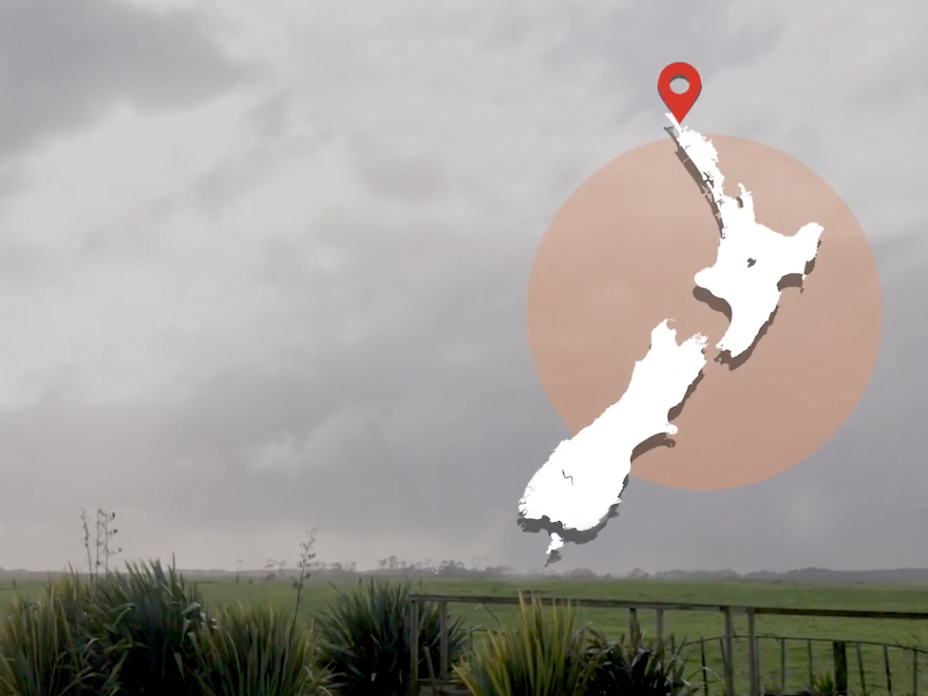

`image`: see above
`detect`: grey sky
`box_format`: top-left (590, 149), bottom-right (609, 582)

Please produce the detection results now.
top-left (0, 0), bottom-right (924, 573)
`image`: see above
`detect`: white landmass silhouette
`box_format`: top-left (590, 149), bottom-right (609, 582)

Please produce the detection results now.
top-left (519, 321), bottom-right (706, 559)
top-left (519, 114), bottom-right (824, 563)
top-left (668, 113), bottom-right (824, 358)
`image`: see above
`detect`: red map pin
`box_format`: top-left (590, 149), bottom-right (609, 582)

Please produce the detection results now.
top-left (657, 62), bottom-right (702, 123)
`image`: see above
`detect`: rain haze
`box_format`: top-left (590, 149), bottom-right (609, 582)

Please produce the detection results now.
top-left (0, 0), bottom-right (925, 574)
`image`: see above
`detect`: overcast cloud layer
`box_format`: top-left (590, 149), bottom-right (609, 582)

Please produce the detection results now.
top-left (0, 0), bottom-right (925, 573)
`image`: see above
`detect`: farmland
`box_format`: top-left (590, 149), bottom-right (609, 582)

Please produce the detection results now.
top-left (1, 571), bottom-right (925, 694)
top-left (171, 574), bottom-right (928, 645)
top-left (185, 574), bottom-right (928, 695)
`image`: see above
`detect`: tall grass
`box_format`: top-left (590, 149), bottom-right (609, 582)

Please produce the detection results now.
top-left (314, 577), bottom-right (467, 696)
top-left (454, 594), bottom-right (597, 696)
top-left (0, 560), bottom-right (332, 696)
top-left (584, 626), bottom-right (697, 696)
top-left (196, 603), bottom-right (330, 696)
top-left (0, 566), bottom-right (711, 696)
top-left (85, 560), bottom-right (208, 695)
top-left (0, 573), bottom-right (120, 696)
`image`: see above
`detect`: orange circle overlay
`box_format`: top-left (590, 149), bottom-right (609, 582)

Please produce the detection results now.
top-left (526, 135), bottom-right (881, 491)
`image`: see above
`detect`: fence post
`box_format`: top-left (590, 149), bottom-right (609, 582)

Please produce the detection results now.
top-left (833, 641), bottom-right (848, 696)
top-left (856, 642), bottom-right (866, 696)
top-left (439, 601), bottom-right (449, 680)
top-left (656, 608), bottom-right (664, 644)
top-left (629, 607), bottom-right (639, 639)
top-left (723, 607), bottom-right (735, 696)
top-left (700, 637), bottom-right (709, 696)
top-left (747, 608), bottom-right (758, 696)
top-left (807, 639), bottom-right (815, 689)
top-left (913, 648), bottom-right (918, 696)
top-left (409, 599), bottom-right (420, 696)
top-left (780, 637), bottom-right (787, 694)
top-left (883, 645), bottom-right (893, 696)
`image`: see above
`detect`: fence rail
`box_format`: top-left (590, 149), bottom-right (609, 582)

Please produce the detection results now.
top-left (407, 593), bottom-right (928, 696)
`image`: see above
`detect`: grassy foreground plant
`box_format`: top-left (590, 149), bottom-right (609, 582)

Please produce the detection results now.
top-left (314, 577), bottom-right (466, 696)
top-left (0, 573), bottom-right (121, 696)
top-left (584, 626), bottom-right (697, 696)
top-left (196, 603), bottom-right (330, 696)
top-left (454, 594), bottom-right (596, 696)
top-left (88, 559), bottom-right (209, 695)
top-left (809, 671), bottom-right (838, 696)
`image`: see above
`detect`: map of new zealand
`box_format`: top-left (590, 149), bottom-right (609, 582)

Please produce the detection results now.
top-left (518, 114), bottom-right (825, 564)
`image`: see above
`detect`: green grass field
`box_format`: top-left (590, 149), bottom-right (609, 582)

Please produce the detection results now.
top-left (189, 575), bottom-right (928, 695)
top-left (2, 574), bottom-right (926, 694)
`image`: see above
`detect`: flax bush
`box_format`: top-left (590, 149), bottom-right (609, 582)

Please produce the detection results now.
top-left (195, 603), bottom-right (330, 696)
top-left (314, 578), bottom-right (467, 696)
top-left (454, 594), bottom-right (597, 696)
top-left (0, 573), bottom-right (120, 696)
top-left (85, 560), bottom-right (208, 695)
top-left (584, 626), bottom-right (697, 696)
top-left (0, 561), bottom-right (207, 695)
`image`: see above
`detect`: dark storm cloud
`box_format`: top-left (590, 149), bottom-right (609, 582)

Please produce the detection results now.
top-left (0, 0), bottom-right (247, 159)
top-left (0, 0), bottom-right (924, 572)
top-left (0, 204), bottom-right (549, 537)
top-left (2, 207), bottom-right (921, 572)
top-left (144, 209), bottom-right (549, 537)
top-left (535, 0), bottom-right (782, 122)
top-left (171, 226), bottom-right (927, 571)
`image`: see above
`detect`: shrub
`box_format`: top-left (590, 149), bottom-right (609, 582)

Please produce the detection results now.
top-left (809, 671), bottom-right (838, 696)
top-left (0, 560), bottom-right (336, 696)
top-left (86, 559), bottom-right (210, 695)
top-left (314, 578), bottom-right (467, 696)
top-left (196, 603), bottom-right (330, 696)
top-left (454, 594), bottom-right (596, 696)
top-left (0, 573), bottom-right (121, 696)
top-left (584, 626), bottom-right (696, 696)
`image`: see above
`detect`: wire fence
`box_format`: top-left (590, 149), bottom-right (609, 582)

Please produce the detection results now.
top-left (408, 593), bottom-right (928, 696)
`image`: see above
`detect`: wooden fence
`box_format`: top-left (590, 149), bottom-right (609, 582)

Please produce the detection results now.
top-left (407, 593), bottom-right (928, 696)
